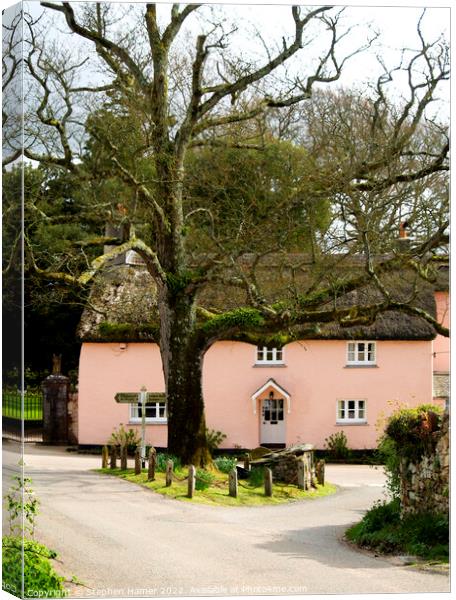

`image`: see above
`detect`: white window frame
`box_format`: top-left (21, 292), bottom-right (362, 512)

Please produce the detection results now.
top-left (255, 346), bottom-right (285, 365)
top-left (129, 402), bottom-right (167, 424)
top-left (346, 341), bottom-right (376, 365)
top-left (336, 399), bottom-right (367, 424)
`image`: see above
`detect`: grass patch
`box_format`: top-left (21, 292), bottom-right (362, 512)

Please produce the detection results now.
top-left (95, 467), bottom-right (336, 507)
top-left (346, 499), bottom-right (449, 562)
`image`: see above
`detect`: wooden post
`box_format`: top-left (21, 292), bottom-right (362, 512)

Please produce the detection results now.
top-left (120, 445), bottom-right (127, 470)
top-left (134, 448), bottom-right (141, 475)
top-left (316, 459), bottom-right (325, 486)
top-left (229, 468), bottom-right (238, 498)
top-left (243, 453), bottom-right (250, 471)
top-left (297, 460), bottom-right (305, 490)
top-left (110, 445), bottom-right (117, 469)
top-left (264, 467), bottom-right (273, 497)
top-left (187, 465), bottom-right (196, 498)
top-left (148, 447), bottom-right (156, 481)
top-left (166, 459), bottom-right (173, 487)
top-left (102, 446), bottom-right (109, 469)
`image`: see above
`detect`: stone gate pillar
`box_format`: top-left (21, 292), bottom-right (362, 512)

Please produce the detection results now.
top-left (41, 355), bottom-right (70, 443)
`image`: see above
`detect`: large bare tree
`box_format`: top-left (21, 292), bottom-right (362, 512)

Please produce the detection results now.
top-left (3, 3), bottom-right (449, 464)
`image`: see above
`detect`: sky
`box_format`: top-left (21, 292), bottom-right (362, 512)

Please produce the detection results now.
top-left (8, 0), bottom-right (450, 109)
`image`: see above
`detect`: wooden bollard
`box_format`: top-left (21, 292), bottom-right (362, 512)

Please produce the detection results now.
top-left (166, 459), bottom-right (173, 487)
top-left (243, 453), bottom-right (250, 471)
top-left (264, 467), bottom-right (273, 497)
top-left (120, 445), bottom-right (127, 470)
top-left (229, 468), bottom-right (238, 498)
top-left (110, 445), bottom-right (117, 469)
top-left (187, 465), bottom-right (196, 498)
top-left (102, 446), bottom-right (109, 469)
top-left (297, 460), bottom-right (305, 490)
top-left (134, 448), bottom-right (141, 475)
top-left (316, 459), bottom-right (325, 486)
top-left (148, 447), bottom-right (156, 481)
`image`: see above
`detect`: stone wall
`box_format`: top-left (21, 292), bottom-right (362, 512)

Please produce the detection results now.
top-left (250, 444), bottom-right (315, 486)
top-left (400, 411), bottom-right (449, 515)
top-left (270, 452), bottom-right (314, 485)
top-left (68, 391), bottom-right (79, 445)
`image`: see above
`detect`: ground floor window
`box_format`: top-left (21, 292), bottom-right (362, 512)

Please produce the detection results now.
top-left (337, 399), bottom-right (366, 423)
top-left (130, 402), bottom-right (167, 423)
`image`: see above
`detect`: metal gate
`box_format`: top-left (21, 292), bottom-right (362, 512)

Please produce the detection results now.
top-left (2, 390), bottom-right (43, 442)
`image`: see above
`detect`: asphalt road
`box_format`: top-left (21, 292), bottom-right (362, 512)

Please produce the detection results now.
top-left (2, 442), bottom-right (450, 597)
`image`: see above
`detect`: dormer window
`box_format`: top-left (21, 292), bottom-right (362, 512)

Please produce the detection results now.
top-left (347, 341), bottom-right (376, 365)
top-left (256, 346), bottom-right (284, 365)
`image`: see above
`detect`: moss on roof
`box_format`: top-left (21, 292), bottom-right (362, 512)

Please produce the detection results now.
top-left (77, 255), bottom-right (447, 343)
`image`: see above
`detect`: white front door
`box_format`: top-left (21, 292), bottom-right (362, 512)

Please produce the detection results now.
top-left (260, 397), bottom-right (286, 444)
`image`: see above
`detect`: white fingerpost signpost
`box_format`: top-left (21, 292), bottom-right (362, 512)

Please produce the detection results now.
top-left (115, 387), bottom-right (166, 468)
top-left (139, 385), bottom-right (147, 467)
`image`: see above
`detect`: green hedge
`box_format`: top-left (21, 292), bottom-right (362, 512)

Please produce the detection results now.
top-left (2, 536), bottom-right (66, 598)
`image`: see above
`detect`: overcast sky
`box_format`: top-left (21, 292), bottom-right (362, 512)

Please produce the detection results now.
top-left (16, 1), bottom-right (450, 88)
top-left (2, 0), bottom-right (451, 122)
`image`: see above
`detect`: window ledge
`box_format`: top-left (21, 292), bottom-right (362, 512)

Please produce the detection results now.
top-left (344, 364), bottom-right (378, 369)
top-left (335, 421), bottom-right (368, 426)
top-left (253, 363), bottom-right (287, 368)
top-left (129, 420), bottom-right (167, 425)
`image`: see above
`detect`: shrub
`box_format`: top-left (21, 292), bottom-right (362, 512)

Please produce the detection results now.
top-left (4, 475), bottom-right (39, 537)
top-left (108, 424), bottom-right (141, 453)
top-left (206, 428), bottom-right (227, 455)
top-left (346, 500), bottom-right (449, 561)
top-left (214, 456), bottom-right (237, 474)
top-left (357, 499), bottom-right (401, 535)
top-left (195, 469), bottom-right (215, 491)
top-left (324, 431), bottom-right (350, 460)
top-left (377, 404), bottom-right (443, 499)
top-left (2, 536), bottom-right (66, 598)
top-left (375, 436), bottom-right (401, 499)
top-left (248, 467), bottom-right (264, 488)
top-left (383, 404), bottom-right (442, 461)
top-left (156, 453), bottom-right (182, 473)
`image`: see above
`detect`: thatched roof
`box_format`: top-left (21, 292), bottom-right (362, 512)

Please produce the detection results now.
top-left (78, 254), bottom-right (447, 343)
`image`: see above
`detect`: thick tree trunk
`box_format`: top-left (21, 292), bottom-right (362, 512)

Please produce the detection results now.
top-left (159, 287), bottom-right (211, 466)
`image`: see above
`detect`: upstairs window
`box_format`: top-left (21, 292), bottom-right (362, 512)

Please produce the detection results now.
top-left (130, 402), bottom-right (167, 423)
top-left (347, 341), bottom-right (376, 365)
top-left (337, 399), bottom-right (367, 423)
top-left (256, 346), bottom-right (284, 365)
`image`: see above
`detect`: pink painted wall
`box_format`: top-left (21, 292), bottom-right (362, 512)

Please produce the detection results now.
top-left (78, 343), bottom-right (167, 447)
top-left (79, 338), bottom-right (435, 450)
top-left (433, 291), bottom-right (450, 373)
top-left (204, 340), bottom-right (433, 450)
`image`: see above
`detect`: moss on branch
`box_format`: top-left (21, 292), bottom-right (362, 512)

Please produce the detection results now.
top-left (200, 307), bottom-right (265, 335)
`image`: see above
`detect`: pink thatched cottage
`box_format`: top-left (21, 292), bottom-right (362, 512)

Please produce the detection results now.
top-left (76, 252), bottom-right (449, 451)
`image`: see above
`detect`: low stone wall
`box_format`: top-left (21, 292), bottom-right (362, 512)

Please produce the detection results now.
top-left (270, 452), bottom-right (314, 485)
top-left (400, 412), bottom-right (449, 515)
top-left (249, 444), bottom-right (315, 486)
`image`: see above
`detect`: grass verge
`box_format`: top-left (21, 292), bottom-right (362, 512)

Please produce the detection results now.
top-left (346, 498), bottom-right (449, 563)
top-left (96, 467), bottom-right (336, 506)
